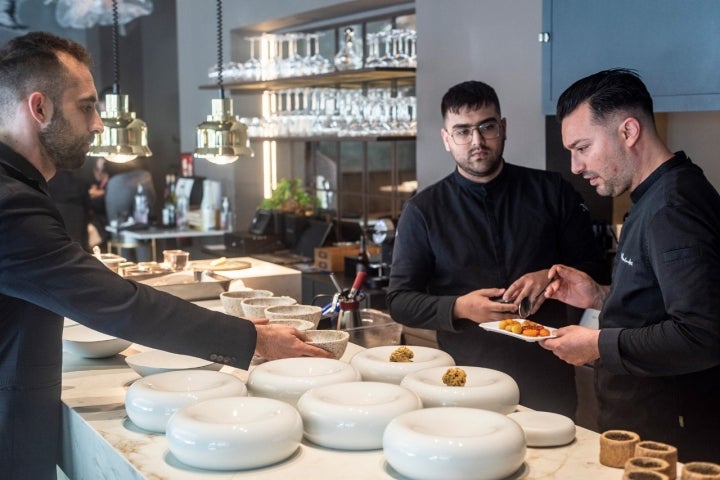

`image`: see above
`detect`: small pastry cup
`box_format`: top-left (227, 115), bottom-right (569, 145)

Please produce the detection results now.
top-left (634, 441), bottom-right (678, 480)
top-left (681, 462), bottom-right (720, 480)
top-left (625, 456), bottom-right (672, 478)
top-left (600, 429), bottom-right (641, 468)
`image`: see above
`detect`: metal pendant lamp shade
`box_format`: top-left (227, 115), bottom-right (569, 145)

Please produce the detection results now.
top-left (90, 93), bottom-right (152, 163)
top-left (195, 98), bottom-right (253, 165)
top-left (88, 0), bottom-right (152, 163)
top-left (194, 0), bottom-right (254, 165)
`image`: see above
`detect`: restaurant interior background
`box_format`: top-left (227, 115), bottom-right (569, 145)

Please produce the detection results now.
top-left (2, 0), bottom-right (719, 243)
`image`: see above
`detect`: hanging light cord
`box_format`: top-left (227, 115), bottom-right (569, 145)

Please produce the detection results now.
top-left (111, 0), bottom-right (120, 94)
top-left (216, 0), bottom-right (225, 100)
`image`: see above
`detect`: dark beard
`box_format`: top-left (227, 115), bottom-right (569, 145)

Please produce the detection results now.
top-left (39, 108), bottom-right (92, 170)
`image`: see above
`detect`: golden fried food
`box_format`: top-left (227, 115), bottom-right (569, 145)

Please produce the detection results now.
top-left (389, 346), bottom-right (414, 362)
top-left (442, 367), bottom-right (467, 387)
top-left (498, 319), bottom-right (551, 337)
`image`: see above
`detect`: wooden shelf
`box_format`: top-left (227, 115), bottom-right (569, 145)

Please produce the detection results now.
top-left (200, 67), bottom-right (416, 93)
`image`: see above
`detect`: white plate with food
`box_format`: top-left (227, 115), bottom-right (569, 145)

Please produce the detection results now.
top-left (350, 346), bottom-right (455, 384)
top-left (479, 319), bottom-right (557, 342)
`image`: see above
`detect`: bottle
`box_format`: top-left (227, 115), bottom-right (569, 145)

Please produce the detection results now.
top-left (175, 184), bottom-right (189, 230)
top-left (161, 175), bottom-right (176, 228)
top-left (334, 27), bottom-right (363, 71)
top-left (219, 196), bottom-right (231, 231)
top-left (133, 184), bottom-right (149, 225)
top-left (201, 183), bottom-right (218, 231)
top-left (356, 234), bottom-right (370, 273)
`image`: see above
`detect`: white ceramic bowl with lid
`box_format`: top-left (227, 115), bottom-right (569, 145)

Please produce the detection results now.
top-left (297, 381), bottom-right (422, 450)
top-left (166, 396), bottom-right (303, 471)
top-left (247, 357), bottom-right (360, 406)
top-left (350, 345), bottom-right (455, 384)
top-left (125, 370), bottom-right (247, 433)
top-left (400, 366), bottom-right (519, 414)
top-left (383, 407), bottom-right (527, 480)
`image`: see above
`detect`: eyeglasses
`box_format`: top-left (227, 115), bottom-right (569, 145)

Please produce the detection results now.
top-left (449, 120), bottom-right (502, 145)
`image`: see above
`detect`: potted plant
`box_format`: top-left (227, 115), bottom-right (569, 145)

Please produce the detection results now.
top-left (259, 178), bottom-right (316, 236)
top-left (260, 178), bottom-right (316, 215)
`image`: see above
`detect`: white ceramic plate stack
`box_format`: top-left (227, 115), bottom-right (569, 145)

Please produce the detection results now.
top-left (166, 396), bottom-right (303, 471)
top-left (349, 345), bottom-right (455, 384)
top-left (125, 370), bottom-right (247, 433)
top-left (400, 366), bottom-right (520, 414)
top-left (62, 324), bottom-right (132, 358)
top-left (246, 357), bottom-right (360, 406)
top-left (125, 349), bottom-right (222, 377)
top-left (297, 381), bottom-right (422, 450)
top-left (383, 407), bottom-right (527, 480)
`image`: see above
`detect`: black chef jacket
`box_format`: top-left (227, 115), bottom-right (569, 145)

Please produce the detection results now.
top-left (597, 152), bottom-right (720, 462)
top-left (387, 162), bottom-right (606, 417)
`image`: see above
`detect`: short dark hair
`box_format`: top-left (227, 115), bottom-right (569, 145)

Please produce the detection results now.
top-left (555, 68), bottom-right (655, 125)
top-left (0, 31), bottom-right (93, 112)
top-left (441, 80), bottom-right (501, 119)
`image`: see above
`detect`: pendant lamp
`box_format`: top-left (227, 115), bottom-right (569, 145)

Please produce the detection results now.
top-left (88, 0), bottom-right (152, 164)
top-left (194, 0), bottom-right (253, 165)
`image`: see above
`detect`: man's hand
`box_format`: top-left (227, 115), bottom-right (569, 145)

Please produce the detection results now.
top-left (503, 269), bottom-right (553, 316)
top-left (539, 325), bottom-right (600, 366)
top-left (453, 288), bottom-right (519, 323)
top-left (254, 324), bottom-right (335, 360)
top-left (545, 264), bottom-right (608, 310)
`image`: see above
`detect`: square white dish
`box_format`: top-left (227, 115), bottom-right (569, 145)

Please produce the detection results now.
top-left (478, 320), bottom-right (557, 342)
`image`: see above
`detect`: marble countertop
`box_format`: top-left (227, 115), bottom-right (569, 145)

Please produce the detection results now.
top-left (60, 301), bottom-right (630, 480)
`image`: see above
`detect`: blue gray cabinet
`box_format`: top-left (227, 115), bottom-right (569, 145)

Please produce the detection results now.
top-left (542, 0), bottom-right (720, 114)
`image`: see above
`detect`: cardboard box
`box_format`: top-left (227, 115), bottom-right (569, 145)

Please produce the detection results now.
top-left (314, 244), bottom-right (379, 272)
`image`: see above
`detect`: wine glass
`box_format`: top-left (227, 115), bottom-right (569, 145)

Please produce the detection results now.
top-left (243, 36), bottom-right (261, 81)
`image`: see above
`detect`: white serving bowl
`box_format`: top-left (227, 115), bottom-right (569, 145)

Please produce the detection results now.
top-left (125, 370), bottom-right (247, 433)
top-left (268, 318), bottom-right (315, 331)
top-left (383, 407), bottom-right (527, 480)
top-left (247, 357), bottom-right (360, 406)
top-left (62, 324), bottom-right (132, 358)
top-left (400, 366), bottom-right (519, 414)
top-left (264, 304), bottom-right (323, 327)
top-left (507, 411), bottom-right (576, 447)
top-left (125, 349), bottom-right (221, 377)
top-left (166, 396), bottom-right (303, 471)
top-left (350, 345), bottom-right (455, 384)
top-left (241, 296), bottom-right (297, 319)
top-left (219, 290), bottom-right (273, 317)
top-left (297, 381), bottom-right (422, 450)
top-left (305, 329), bottom-right (350, 359)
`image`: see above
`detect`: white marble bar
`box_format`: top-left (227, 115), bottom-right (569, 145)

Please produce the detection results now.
top-left (59, 298), bottom-right (642, 479)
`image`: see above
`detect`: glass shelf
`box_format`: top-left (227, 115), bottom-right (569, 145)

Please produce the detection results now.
top-left (200, 67), bottom-right (416, 94)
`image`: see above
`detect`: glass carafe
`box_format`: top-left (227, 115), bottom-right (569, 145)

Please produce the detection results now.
top-left (334, 27), bottom-right (363, 71)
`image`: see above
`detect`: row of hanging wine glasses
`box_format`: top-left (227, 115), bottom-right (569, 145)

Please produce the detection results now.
top-left (240, 87), bottom-right (417, 138)
top-left (207, 27), bottom-right (417, 82)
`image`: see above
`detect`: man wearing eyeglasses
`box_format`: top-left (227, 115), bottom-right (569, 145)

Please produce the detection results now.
top-left (387, 80), bottom-right (606, 418)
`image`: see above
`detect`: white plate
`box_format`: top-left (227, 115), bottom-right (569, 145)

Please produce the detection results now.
top-left (125, 349), bottom-right (221, 377)
top-left (478, 320), bottom-right (557, 342)
top-left (383, 407), bottom-right (527, 480)
top-left (125, 370), bottom-right (247, 433)
top-left (350, 346), bottom-right (455, 384)
top-left (297, 381), bottom-right (422, 450)
top-left (62, 324), bottom-right (132, 358)
top-left (400, 366), bottom-right (519, 414)
top-left (247, 357), bottom-right (360, 405)
top-left (166, 396), bottom-right (302, 470)
top-left (507, 411), bottom-right (576, 447)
